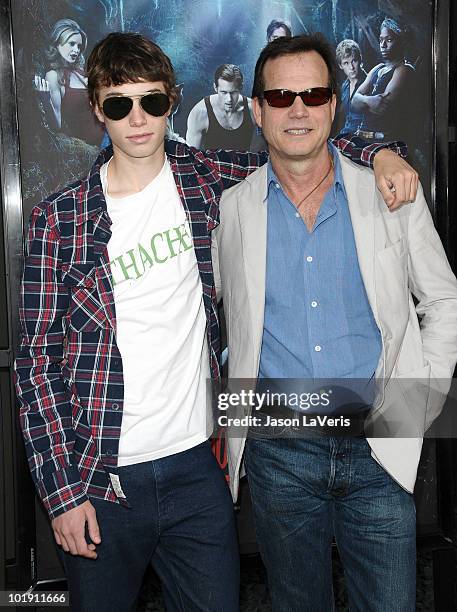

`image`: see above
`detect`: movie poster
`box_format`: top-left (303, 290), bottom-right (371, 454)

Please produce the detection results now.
top-left (12, 0), bottom-right (432, 220)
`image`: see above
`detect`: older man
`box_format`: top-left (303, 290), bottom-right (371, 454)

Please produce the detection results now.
top-left (213, 34), bottom-right (457, 611)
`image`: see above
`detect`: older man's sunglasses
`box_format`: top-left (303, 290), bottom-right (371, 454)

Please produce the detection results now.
top-left (262, 87), bottom-right (333, 108)
top-left (102, 91), bottom-right (170, 120)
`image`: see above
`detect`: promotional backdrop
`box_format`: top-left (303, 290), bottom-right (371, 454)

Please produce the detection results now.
top-left (12, 0), bottom-right (432, 218)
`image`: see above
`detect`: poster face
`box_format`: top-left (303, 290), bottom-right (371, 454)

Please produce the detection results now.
top-left (12, 0), bottom-right (432, 217)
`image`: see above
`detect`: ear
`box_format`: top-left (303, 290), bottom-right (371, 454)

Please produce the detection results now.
top-left (93, 102), bottom-right (105, 124)
top-left (252, 97), bottom-right (263, 128)
top-left (213, 82), bottom-right (218, 94)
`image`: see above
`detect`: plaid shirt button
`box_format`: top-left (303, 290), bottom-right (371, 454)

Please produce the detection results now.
top-left (112, 403), bottom-right (119, 410)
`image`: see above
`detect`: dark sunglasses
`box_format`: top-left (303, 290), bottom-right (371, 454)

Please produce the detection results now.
top-left (102, 91), bottom-right (170, 120)
top-left (262, 87), bottom-right (333, 108)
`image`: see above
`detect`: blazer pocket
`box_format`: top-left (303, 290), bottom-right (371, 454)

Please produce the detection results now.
top-left (62, 263), bottom-right (107, 332)
top-left (368, 363), bottom-right (430, 438)
top-left (397, 362), bottom-right (431, 436)
top-left (375, 237), bottom-right (408, 320)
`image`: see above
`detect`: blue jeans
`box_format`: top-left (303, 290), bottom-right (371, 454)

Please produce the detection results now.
top-left (60, 440), bottom-right (239, 612)
top-left (244, 437), bottom-right (416, 612)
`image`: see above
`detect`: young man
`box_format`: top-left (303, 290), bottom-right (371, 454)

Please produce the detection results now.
top-left (186, 63), bottom-right (255, 151)
top-left (213, 34), bottom-right (457, 611)
top-left (335, 39), bottom-right (367, 135)
top-left (15, 31), bottom-right (417, 611)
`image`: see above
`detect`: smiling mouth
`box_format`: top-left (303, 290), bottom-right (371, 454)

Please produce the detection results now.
top-left (285, 128), bottom-right (312, 135)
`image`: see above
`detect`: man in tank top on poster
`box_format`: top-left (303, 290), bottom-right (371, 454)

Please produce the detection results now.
top-left (186, 63), bottom-right (256, 150)
top-left (14, 31), bottom-right (419, 612)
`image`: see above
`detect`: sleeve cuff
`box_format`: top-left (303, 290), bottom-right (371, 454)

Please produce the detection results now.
top-left (37, 465), bottom-right (88, 520)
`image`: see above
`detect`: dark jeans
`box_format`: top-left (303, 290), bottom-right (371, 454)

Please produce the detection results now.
top-left (245, 437), bottom-right (416, 612)
top-left (60, 440), bottom-right (239, 612)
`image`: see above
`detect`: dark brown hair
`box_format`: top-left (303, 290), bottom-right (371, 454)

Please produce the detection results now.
top-left (252, 33), bottom-right (339, 101)
top-left (213, 64), bottom-right (243, 89)
top-left (86, 32), bottom-right (177, 106)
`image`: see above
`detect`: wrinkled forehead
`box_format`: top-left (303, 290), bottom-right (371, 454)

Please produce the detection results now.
top-left (263, 52), bottom-right (330, 89)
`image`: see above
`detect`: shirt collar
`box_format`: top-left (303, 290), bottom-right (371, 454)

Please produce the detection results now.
top-left (266, 140), bottom-right (346, 203)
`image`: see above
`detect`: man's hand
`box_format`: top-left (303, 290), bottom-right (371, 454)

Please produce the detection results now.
top-left (52, 500), bottom-right (101, 559)
top-left (373, 149), bottom-right (419, 211)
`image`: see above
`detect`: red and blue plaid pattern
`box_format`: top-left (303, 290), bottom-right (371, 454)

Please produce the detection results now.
top-left (14, 137), bottom-right (406, 518)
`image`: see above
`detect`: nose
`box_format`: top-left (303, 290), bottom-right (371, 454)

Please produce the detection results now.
top-left (288, 94), bottom-right (310, 117)
top-left (129, 99), bottom-right (147, 127)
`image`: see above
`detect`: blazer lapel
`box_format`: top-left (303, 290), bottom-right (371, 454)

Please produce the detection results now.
top-left (338, 153), bottom-right (379, 325)
top-left (237, 165), bottom-right (268, 371)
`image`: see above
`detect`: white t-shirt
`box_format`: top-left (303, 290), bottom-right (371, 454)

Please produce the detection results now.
top-left (101, 158), bottom-right (210, 466)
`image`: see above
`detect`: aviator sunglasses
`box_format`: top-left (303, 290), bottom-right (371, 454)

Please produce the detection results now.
top-left (102, 91), bottom-right (170, 120)
top-left (262, 87), bottom-right (333, 108)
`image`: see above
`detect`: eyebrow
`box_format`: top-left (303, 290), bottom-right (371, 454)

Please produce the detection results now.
top-left (103, 88), bottom-right (162, 98)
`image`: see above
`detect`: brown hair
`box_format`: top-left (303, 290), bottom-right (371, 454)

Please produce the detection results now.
top-left (252, 33), bottom-right (339, 101)
top-left (86, 32), bottom-right (177, 106)
top-left (214, 64), bottom-right (243, 89)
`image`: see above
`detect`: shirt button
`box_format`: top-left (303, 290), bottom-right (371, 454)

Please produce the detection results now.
top-left (295, 212), bottom-right (300, 218)
top-left (275, 183), bottom-right (280, 189)
top-left (311, 301), bottom-right (318, 308)
top-left (314, 345), bottom-right (322, 352)
top-left (306, 256), bottom-right (313, 262)
top-left (112, 403), bottom-right (119, 410)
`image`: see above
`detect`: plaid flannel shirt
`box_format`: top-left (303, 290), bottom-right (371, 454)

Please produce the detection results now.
top-left (14, 137), bottom-right (406, 519)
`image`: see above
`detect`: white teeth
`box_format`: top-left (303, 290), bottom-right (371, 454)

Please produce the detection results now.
top-left (286, 129), bottom-right (310, 135)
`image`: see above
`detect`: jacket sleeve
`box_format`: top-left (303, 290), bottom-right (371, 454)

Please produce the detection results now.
top-left (14, 205), bottom-right (88, 519)
top-left (332, 134), bottom-right (407, 168)
top-left (407, 185), bottom-right (457, 427)
top-left (201, 148), bottom-right (269, 189)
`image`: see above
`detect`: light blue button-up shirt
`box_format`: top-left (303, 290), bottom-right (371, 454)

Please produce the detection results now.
top-left (258, 143), bottom-right (381, 400)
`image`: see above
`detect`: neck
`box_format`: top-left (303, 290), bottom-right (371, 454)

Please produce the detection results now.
top-left (107, 144), bottom-right (166, 196)
top-left (384, 57), bottom-right (402, 69)
top-left (269, 147), bottom-right (332, 199)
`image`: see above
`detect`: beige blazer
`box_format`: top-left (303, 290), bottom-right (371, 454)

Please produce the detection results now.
top-left (212, 152), bottom-right (457, 500)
